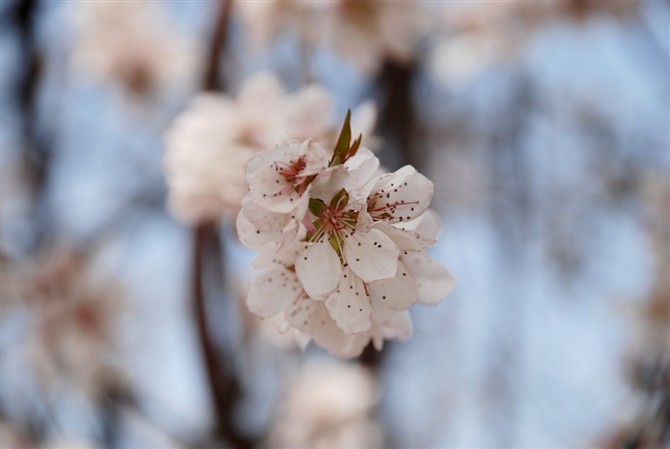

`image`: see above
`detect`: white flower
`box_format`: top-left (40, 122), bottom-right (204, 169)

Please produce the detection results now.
top-left (363, 165), bottom-right (434, 224)
top-left (295, 201), bottom-right (399, 300)
top-left (238, 112), bottom-right (454, 357)
top-left (247, 140), bottom-right (329, 213)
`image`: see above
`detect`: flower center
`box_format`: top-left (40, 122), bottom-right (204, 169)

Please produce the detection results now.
top-left (275, 157), bottom-right (306, 184)
top-left (273, 157), bottom-right (313, 195)
top-left (308, 204), bottom-right (358, 248)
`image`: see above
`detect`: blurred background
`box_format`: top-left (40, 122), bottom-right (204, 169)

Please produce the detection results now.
top-left (1, 1), bottom-right (669, 448)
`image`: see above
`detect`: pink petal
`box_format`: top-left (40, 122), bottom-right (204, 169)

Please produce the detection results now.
top-left (295, 238), bottom-right (342, 299)
top-left (325, 269), bottom-right (372, 333)
top-left (343, 228), bottom-right (399, 282)
top-left (368, 261), bottom-right (419, 311)
top-left (247, 268), bottom-right (302, 319)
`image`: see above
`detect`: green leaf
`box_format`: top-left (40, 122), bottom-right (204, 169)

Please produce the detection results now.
top-left (329, 109), bottom-right (352, 166)
top-left (329, 188), bottom-right (349, 210)
top-left (308, 198), bottom-right (327, 216)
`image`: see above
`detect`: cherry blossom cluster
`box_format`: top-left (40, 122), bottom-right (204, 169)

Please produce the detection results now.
top-left (237, 112), bottom-right (455, 358)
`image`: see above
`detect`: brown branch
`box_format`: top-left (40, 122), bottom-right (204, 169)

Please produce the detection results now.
top-left (202, 0), bottom-right (235, 92)
top-left (192, 2), bottom-right (253, 448)
top-left (375, 59), bottom-right (420, 171)
top-left (12, 0), bottom-right (49, 247)
top-left (193, 224), bottom-right (252, 448)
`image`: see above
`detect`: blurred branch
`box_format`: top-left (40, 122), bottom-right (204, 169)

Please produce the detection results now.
top-left (193, 2), bottom-right (253, 448)
top-left (376, 60), bottom-right (419, 170)
top-left (11, 0), bottom-right (49, 247)
top-left (193, 224), bottom-right (250, 448)
top-left (202, 0), bottom-right (234, 92)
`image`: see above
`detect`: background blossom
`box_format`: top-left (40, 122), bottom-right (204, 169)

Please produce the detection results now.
top-left (164, 72), bottom-right (376, 224)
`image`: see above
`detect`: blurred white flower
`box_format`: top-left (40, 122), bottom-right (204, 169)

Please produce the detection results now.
top-left (320, 0), bottom-right (427, 74)
top-left (164, 71), bottom-right (376, 225)
top-left (5, 250), bottom-right (125, 400)
top-left (163, 93), bottom-right (256, 225)
top-left (238, 113), bottom-right (454, 357)
top-left (268, 359), bottom-right (382, 449)
top-left (237, 0), bottom-right (315, 49)
top-left (238, 1), bottom-right (427, 75)
top-left (43, 439), bottom-right (101, 449)
top-left (70, 0), bottom-right (202, 98)
top-left (429, 0), bottom-right (639, 89)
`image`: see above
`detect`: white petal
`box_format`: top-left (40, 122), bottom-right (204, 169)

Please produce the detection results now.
top-left (245, 144), bottom-right (281, 178)
top-left (373, 221), bottom-right (431, 252)
top-left (299, 139), bottom-right (329, 176)
top-left (343, 228), bottom-right (399, 282)
top-left (367, 165), bottom-right (434, 224)
top-left (401, 209), bottom-right (442, 242)
top-left (248, 162), bottom-right (303, 213)
top-left (344, 147), bottom-right (380, 195)
top-left (402, 251), bottom-right (456, 306)
top-left (295, 238), bottom-right (342, 299)
top-left (371, 306), bottom-right (413, 348)
top-left (309, 165), bottom-right (349, 204)
top-left (325, 269), bottom-right (372, 333)
top-left (247, 268), bottom-right (302, 318)
top-left (236, 196), bottom-right (302, 250)
top-left (368, 261), bottom-right (418, 311)
top-left (241, 196), bottom-right (289, 230)
top-left (236, 207), bottom-right (272, 249)
top-left (251, 231), bottom-right (305, 270)
top-left (286, 299), bottom-right (369, 358)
